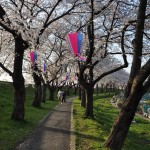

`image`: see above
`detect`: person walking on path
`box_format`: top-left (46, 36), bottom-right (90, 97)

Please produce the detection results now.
top-left (15, 97), bottom-right (75, 150)
top-left (62, 91), bottom-right (66, 103)
top-left (57, 89), bottom-right (63, 104)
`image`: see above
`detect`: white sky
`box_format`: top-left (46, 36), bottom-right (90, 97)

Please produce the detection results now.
top-left (114, 54), bottom-right (133, 74)
top-left (0, 73), bottom-right (33, 84)
top-left (0, 73), bottom-right (12, 82)
top-left (0, 54), bottom-right (133, 82)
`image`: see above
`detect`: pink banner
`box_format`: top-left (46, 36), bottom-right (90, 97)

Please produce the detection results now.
top-left (67, 32), bottom-right (86, 62)
top-left (30, 51), bottom-right (34, 63)
top-left (67, 32), bottom-right (78, 55)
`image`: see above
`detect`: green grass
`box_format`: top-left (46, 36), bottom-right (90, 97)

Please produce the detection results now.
top-left (73, 94), bottom-right (150, 150)
top-left (0, 81), bottom-right (58, 150)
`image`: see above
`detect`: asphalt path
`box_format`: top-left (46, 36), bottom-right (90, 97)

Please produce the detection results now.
top-left (15, 97), bottom-right (75, 150)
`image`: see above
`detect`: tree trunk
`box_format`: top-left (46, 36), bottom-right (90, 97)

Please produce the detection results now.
top-left (32, 85), bottom-right (42, 107)
top-left (11, 36), bottom-right (28, 121)
top-left (85, 87), bottom-right (94, 118)
top-left (49, 87), bottom-right (55, 101)
top-left (42, 83), bottom-right (47, 103)
top-left (79, 85), bottom-right (81, 100)
top-left (74, 84), bottom-right (78, 95)
top-left (104, 87), bottom-right (143, 150)
top-left (12, 77), bottom-right (25, 121)
top-left (32, 64), bottom-right (42, 107)
top-left (105, 1), bottom-right (148, 149)
top-left (67, 85), bottom-right (70, 96)
top-left (96, 84), bottom-right (99, 96)
top-left (81, 88), bottom-right (86, 107)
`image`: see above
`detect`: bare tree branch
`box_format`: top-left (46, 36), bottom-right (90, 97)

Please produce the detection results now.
top-left (0, 62), bottom-right (13, 76)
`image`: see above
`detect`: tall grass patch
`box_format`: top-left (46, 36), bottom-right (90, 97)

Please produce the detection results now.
top-left (73, 94), bottom-right (150, 150)
top-left (0, 81), bottom-right (58, 150)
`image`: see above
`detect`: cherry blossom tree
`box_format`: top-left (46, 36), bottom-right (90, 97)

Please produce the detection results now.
top-left (68, 0), bottom-right (128, 117)
top-left (0, 0), bottom-right (81, 120)
top-left (105, 0), bottom-right (150, 149)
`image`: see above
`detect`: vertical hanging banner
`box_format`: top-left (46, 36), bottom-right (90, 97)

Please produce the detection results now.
top-left (34, 51), bottom-right (37, 61)
top-left (65, 73), bottom-right (69, 81)
top-left (66, 32), bottom-right (86, 61)
top-left (77, 32), bottom-right (82, 54)
top-left (67, 32), bottom-right (78, 55)
top-left (66, 74), bottom-right (69, 80)
top-left (30, 51), bottom-right (37, 63)
top-left (42, 63), bottom-right (46, 73)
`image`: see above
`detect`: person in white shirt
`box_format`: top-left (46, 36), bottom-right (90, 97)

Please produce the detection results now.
top-left (57, 90), bottom-right (63, 104)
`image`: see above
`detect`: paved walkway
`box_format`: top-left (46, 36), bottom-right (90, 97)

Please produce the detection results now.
top-left (15, 97), bottom-right (76, 150)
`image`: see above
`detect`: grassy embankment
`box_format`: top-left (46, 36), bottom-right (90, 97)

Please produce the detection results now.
top-left (0, 81), bottom-right (58, 150)
top-left (73, 94), bottom-right (150, 150)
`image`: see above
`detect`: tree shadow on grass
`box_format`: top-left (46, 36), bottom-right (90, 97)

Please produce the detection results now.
top-left (123, 130), bottom-right (150, 150)
top-left (93, 98), bottom-right (150, 149)
top-left (74, 130), bottom-right (105, 142)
